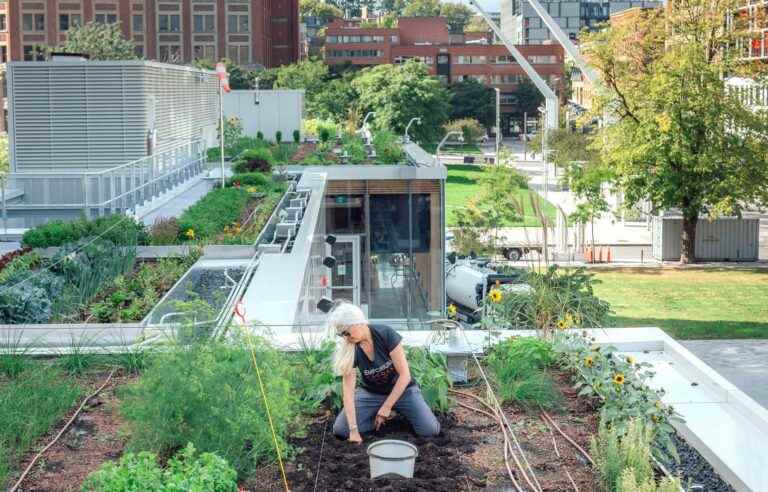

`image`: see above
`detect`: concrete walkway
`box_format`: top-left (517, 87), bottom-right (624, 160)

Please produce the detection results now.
top-left (140, 178), bottom-right (214, 226)
top-left (682, 340), bottom-right (768, 409)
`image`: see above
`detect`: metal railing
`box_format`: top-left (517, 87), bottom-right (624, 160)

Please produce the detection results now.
top-left (2, 140), bottom-right (207, 221)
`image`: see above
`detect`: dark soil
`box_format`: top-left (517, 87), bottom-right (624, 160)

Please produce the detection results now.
top-left (13, 372), bottom-right (132, 492)
top-left (663, 432), bottom-right (736, 491)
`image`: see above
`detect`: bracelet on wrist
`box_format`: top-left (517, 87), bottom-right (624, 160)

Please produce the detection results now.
top-left (349, 424), bottom-right (358, 432)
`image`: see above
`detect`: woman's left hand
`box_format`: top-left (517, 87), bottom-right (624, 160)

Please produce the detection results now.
top-left (374, 406), bottom-right (392, 431)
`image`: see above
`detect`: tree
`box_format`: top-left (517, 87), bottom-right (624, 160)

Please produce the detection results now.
top-left (583, 0), bottom-right (768, 263)
top-left (465, 15), bottom-right (488, 32)
top-left (299, 0), bottom-right (343, 22)
top-left (567, 162), bottom-right (612, 254)
top-left (271, 59), bottom-right (331, 117)
top-left (352, 61), bottom-right (450, 142)
top-left (448, 79), bottom-right (495, 127)
top-left (444, 118), bottom-right (484, 144)
top-left (440, 3), bottom-right (474, 34)
top-left (403, 0), bottom-right (440, 17)
top-left (509, 79), bottom-right (545, 117)
top-left (379, 0), bottom-right (409, 17)
top-left (192, 58), bottom-right (258, 90)
top-left (56, 22), bottom-right (136, 60)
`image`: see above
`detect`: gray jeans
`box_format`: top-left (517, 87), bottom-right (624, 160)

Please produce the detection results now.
top-left (333, 385), bottom-right (441, 439)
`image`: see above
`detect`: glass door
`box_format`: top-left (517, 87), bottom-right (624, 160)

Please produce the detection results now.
top-left (327, 235), bottom-right (360, 306)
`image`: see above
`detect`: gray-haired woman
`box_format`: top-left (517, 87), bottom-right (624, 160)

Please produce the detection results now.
top-left (328, 303), bottom-right (440, 443)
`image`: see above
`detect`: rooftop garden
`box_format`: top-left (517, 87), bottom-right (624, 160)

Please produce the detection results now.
top-left (0, 266), bottom-right (733, 491)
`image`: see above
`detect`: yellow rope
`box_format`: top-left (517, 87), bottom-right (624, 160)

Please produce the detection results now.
top-left (241, 327), bottom-right (290, 492)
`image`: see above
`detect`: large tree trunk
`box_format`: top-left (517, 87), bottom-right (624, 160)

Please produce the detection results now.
top-left (680, 215), bottom-right (698, 264)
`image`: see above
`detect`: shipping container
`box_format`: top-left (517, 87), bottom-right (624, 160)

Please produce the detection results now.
top-left (651, 216), bottom-right (760, 262)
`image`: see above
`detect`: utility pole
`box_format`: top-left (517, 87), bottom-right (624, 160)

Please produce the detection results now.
top-left (522, 112), bottom-right (527, 162)
top-left (495, 88), bottom-right (501, 165)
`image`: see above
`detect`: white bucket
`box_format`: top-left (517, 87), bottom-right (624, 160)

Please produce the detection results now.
top-left (367, 439), bottom-right (419, 479)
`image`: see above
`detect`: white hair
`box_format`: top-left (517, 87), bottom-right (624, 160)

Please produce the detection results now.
top-left (327, 302), bottom-right (367, 376)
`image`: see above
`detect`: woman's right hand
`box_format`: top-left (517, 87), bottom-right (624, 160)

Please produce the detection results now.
top-left (348, 430), bottom-right (363, 444)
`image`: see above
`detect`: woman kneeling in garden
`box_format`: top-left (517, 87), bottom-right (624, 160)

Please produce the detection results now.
top-left (329, 303), bottom-right (440, 443)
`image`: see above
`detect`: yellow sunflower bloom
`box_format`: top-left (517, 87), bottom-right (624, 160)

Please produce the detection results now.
top-left (584, 356), bottom-right (594, 367)
top-left (556, 319), bottom-right (568, 330)
top-left (184, 228), bottom-right (196, 239)
top-left (488, 289), bottom-right (503, 303)
top-left (613, 373), bottom-right (625, 386)
top-left (247, 186), bottom-right (257, 193)
top-left (626, 356), bottom-right (636, 365)
top-left (447, 304), bottom-right (457, 318)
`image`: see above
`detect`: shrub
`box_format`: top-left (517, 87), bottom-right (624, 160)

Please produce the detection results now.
top-left (233, 147), bottom-right (275, 174)
top-left (82, 444), bottom-right (238, 492)
top-left (227, 172), bottom-right (269, 188)
top-left (177, 187), bottom-right (251, 241)
top-left (121, 338), bottom-right (300, 478)
top-left (0, 250), bottom-right (40, 284)
top-left (257, 131), bottom-right (264, 141)
top-left (304, 118), bottom-right (337, 141)
top-left (293, 129), bottom-right (301, 143)
top-left (487, 337), bottom-right (562, 411)
top-left (221, 117), bottom-right (244, 157)
top-left (373, 130), bottom-right (404, 164)
top-left (0, 248), bottom-right (32, 275)
top-left (318, 126), bottom-right (331, 144)
top-left (22, 215), bottom-right (149, 248)
top-left (342, 136), bottom-right (367, 164)
top-left (444, 118), bottom-right (485, 144)
top-left (149, 217), bottom-right (181, 246)
top-left (270, 143), bottom-right (298, 164)
top-left (275, 130), bottom-right (282, 144)
top-left (406, 348), bottom-right (452, 413)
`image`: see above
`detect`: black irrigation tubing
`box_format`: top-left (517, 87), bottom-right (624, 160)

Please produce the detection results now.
top-left (312, 418), bottom-right (329, 492)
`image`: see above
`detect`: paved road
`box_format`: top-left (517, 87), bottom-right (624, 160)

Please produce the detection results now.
top-left (682, 340), bottom-right (768, 409)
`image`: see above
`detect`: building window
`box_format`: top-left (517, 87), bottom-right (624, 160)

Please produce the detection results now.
top-left (456, 55), bottom-right (486, 64)
top-left (0, 46), bottom-right (7, 63)
top-left (393, 55), bottom-right (433, 65)
top-left (23, 45), bottom-right (46, 61)
top-left (227, 14), bottom-right (249, 33)
top-left (193, 44), bottom-right (215, 60)
top-left (132, 14), bottom-right (143, 32)
top-left (158, 14), bottom-right (181, 32)
top-left (134, 45), bottom-right (144, 58)
top-left (94, 13), bottom-right (118, 24)
top-left (158, 44), bottom-right (182, 61)
top-left (527, 55), bottom-right (557, 64)
top-left (492, 74), bottom-right (523, 84)
top-left (492, 55), bottom-right (516, 64)
top-left (193, 14), bottom-right (215, 32)
top-left (228, 44), bottom-right (250, 65)
top-left (23, 13), bottom-right (46, 32)
top-left (328, 49), bottom-right (383, 58)
top-left (0, 14), bottom-right (6, 31)
top-left (59, 13), bottom-right (81, 31)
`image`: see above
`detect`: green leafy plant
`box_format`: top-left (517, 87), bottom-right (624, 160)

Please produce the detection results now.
top-left (293, 129), bottom-right (301, 144)
top-left (0, 269), bottom-right (64, 324)
top-left (0, 365), bottom-right (82, 488)
top-left (149, 217), bottom-right (181, 245)
top-left (406, 347), bottom-right (452, 413)
top-left (342, 135), bottom-right (367, 164)
top-left (291, 339), bottom-right (342, 412)
top-left (221, 117), bottom-right (244, 157)
top-left (0, 250), bottom-right (41, 284)
top-left (177, 187), bottom-right (251, 241)
top-left (275, 130), bottom-right (282, 145)
top-left (444, 118), bottom-right (485, 144)
top-left (0, 330), bottom-right (32, 378)
top-left (82, 443), bottom-right (238, 492)
top-left (270, 143), bottom-right (299, 165)
top-left (487, 337), bottom-right (563, 410)
top-left (372, 130), bottom-right (405, 164)
top-left (22, 215), bottom-right (149, 248)
top-left (233, 147), bottom-right (275, 174)
top-left (121, 336), bottom-right (301, 479)
top-left (257, 130), bottom-right (264, 141)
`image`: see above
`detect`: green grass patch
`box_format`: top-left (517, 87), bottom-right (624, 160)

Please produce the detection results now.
top-left (421, 142), bottom-right (482, 155)
top-left (591, 268), bottom-right (768, 339)
top-left (0, 363), bottom-right (83, 488)
top-left (177, 187), bottom-right (251, 241)
top-left (446, 164), bottom-right (557, 227)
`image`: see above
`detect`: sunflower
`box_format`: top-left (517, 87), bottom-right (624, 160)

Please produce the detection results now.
top-left (556, 319), bottom-right (568, 330)
top-left (584, 356), bottom-right (594, 367)
top-left (246, 186), bottom-right (257, 193)
top-left (564, 312), bottom-right (574, 327)
top-left (626, 356), bottom-right (636, 365)
top-left (651, 415), bottom-right (660, 423)
top-left (655, 400), bottom-right (663, 409)
top-left (488, 289), bottom-right (503, 303)
top-left (447, 303), bottom-right (458, 318)
top-left (613, 373), bottom-right (625, 386)
top-left (184, 228), bottom-right (196, 239)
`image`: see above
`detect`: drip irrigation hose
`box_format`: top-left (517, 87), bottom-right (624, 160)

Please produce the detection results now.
top-left (10, 368), bottom-right (117, 492)
top-left (540, 414), bottom-right (579, 492)
top-left (455, 400), bottom-right (497, 421)
top-left (312, 418), bottom-right (328, 492)
top-left (242, 328), bottom-right (290, 492)
top-left (541, 411), bottom-right (595, 467)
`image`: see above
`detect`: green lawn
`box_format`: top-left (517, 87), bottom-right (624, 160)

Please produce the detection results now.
top-left (591, 268), bottom-right (768, 339)
top-left (446, 164), bottom-right (557, 227)
top-left (421, 142), bottom-right (482, 155)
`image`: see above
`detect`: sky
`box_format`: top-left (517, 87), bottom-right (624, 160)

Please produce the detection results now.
top-left (458, 0), bottom-right (503, 13)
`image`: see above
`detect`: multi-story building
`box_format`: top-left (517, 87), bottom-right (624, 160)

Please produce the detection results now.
top-left (500, 0), bottom-right (660, 45)
top-left (324, 17), bottom-right (565, 135)
top-left (0, 0), bottom-right (299, 67)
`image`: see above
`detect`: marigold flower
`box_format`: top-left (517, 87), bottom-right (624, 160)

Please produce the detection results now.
top-left (184, 228), bottom-right (196, 239)
top-left (613, 373), bottom-right (625, 386)
top-left (488, 289), bottom-right (503, 303)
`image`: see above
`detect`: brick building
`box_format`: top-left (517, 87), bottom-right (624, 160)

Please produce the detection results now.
top-left (324, 17), bottom-right (565, 135)
top-left (0, 0), bottom-right (299, 67)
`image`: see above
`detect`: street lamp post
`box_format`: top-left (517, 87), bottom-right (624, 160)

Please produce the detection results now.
top-left (436, 130), bottom-right (464, 165)
top-left (494, 88), bottom-right (501, 165)
top-left (538, 105), bottom-right (548, 201)
top-left (404, 117), bottom-right (421, 143)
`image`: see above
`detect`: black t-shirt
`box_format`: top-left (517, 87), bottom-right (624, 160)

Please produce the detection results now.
top-left (354, 324), bottom-right (415, 395)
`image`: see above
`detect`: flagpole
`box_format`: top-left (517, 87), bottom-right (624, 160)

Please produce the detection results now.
top-left (219, 79), bottom-right (225, 189)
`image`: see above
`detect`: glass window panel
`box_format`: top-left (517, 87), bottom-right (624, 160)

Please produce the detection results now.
top-left (35, 14), bottom-right (45, 31)
top-left (23, 14), bottom-right (33, 31)
top-left (238, 15), bottom-right (248, 32)
top-left (133, 14), bottom-right (143, 31)
top-left (59, 14), bottom-right (69, 31)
